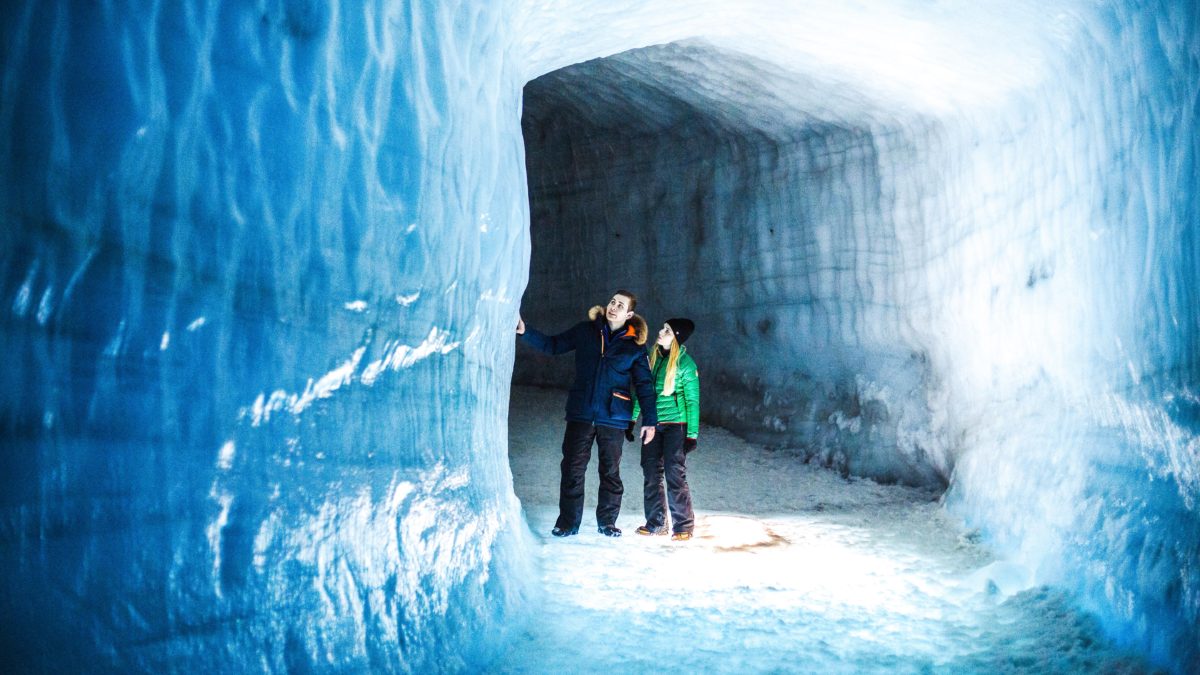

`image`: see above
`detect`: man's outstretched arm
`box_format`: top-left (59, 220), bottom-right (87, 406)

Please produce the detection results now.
top-left (517, 315), bottom-right (579, 355)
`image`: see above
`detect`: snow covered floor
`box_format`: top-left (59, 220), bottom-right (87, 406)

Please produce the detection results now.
top-left (495, 386), bottom-right (1155, 674)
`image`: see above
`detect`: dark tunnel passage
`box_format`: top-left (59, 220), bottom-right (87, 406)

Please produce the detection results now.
top-left (516, 42), bottom-right (951, 488)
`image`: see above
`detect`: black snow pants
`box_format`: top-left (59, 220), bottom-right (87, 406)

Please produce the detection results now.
top-left (555, 420), bottom-right (626, 531)
top-left (640, 423), bottom-right (694, 534)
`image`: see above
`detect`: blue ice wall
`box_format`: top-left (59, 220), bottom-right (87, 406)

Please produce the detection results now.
top-left (942, 3), bottom-right (1200, 668)
top-left (1, 1), bottom-right (533, 670)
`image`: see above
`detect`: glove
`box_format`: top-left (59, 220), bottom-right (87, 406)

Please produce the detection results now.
top-left (624, 422), bottom-right (636, 442)
top-left (683, 438), bottom-right (697, 454)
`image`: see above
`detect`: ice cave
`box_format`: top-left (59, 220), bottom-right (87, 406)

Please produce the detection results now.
top-left (1, 0), bottom-right (1197, 672)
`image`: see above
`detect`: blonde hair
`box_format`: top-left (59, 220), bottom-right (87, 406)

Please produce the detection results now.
top-left (649, 339), bottom-right (682, 396)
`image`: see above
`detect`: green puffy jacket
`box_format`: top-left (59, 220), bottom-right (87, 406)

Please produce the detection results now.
top-left (633, 345), bottom-right (700, 439)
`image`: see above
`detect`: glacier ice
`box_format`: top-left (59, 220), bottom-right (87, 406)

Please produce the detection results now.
top-left (2, 0), bottom-right (1197, 672)
top-left (0, 0), bottom-right (534, 670)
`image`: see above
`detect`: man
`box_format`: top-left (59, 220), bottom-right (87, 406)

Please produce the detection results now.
top-left (517, 291), bottom-right (657, 537)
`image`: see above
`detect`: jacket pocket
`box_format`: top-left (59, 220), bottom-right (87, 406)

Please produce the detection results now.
top-left (608, 388), bottom-right (633, 420)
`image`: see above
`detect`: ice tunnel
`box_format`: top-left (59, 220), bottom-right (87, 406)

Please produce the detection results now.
top-left (1, 0), bottom-right (1197, 672)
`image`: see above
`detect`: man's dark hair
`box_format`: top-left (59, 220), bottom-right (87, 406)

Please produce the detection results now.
top-left (613, 289), bottom-right (638, 311)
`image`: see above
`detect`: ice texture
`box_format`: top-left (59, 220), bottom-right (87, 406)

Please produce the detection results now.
top-left (1, 0), bottom-right (1198, 672)
top-left (1, 1), bottom-right (534, 670)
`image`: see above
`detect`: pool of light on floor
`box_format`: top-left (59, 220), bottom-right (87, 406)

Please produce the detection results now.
top-left (494, 509), bottom-right (1149, 674)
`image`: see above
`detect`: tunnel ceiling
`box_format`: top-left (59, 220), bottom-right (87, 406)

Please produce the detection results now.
top-left (518, 2), bottom-right (1073, 124)
top-left (522, 41), bottom-right (896, 144)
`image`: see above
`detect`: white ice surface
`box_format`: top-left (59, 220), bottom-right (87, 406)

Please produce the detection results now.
top-left (496, 386), bottom-right (1152, 673)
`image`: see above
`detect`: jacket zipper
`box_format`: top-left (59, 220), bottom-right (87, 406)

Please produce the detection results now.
top-left (589, 324), bottom-right (608, 423)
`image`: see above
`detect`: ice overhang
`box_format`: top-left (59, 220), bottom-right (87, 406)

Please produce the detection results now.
top-left (523, 41), bottom-right (886, 145)
top-left (517, 0), bottom-right (1079, 120)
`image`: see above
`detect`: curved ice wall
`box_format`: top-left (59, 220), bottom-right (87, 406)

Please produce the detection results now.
top-left (1, 1), bottom-right (533, 671)
top-left (515, 1), bottom-right (1199, 670)
top-left (2, 0), bottom-right (1198, 672)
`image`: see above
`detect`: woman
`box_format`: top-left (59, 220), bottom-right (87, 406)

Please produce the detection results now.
top-left (632, 318), bottom-right (699, 541)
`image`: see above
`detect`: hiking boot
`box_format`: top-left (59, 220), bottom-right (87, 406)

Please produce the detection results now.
top-left (597, 524), bottom-right (622, 537)
top-left (551, 526), bottom-right (578, 537)
top-left (670, 531), bottom-right (693, 541)
top-left (635, 525), bottom-right (668, 536)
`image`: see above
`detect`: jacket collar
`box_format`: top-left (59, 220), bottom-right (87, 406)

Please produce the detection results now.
top-left (598, 319), bottom-right (638, 346)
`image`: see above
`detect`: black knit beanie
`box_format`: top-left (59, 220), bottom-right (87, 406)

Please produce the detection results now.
top-left (666, 318), bottom-right (695, 345)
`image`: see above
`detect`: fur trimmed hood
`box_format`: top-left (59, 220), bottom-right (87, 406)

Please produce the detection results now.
top-left (588, 305), bottom-right (648, 345)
